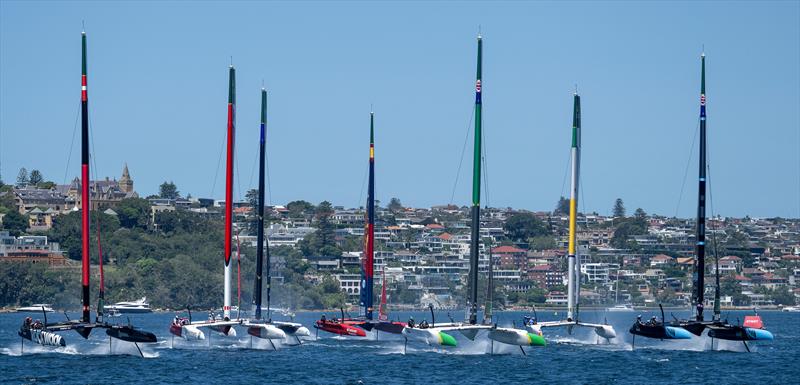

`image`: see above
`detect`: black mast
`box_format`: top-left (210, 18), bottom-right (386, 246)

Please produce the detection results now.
top-left (693, 53), bottom-right (707, 322)
top-left (254, 88), bottom-right (268, 320)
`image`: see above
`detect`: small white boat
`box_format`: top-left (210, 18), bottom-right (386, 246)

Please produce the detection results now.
top-left (782, 306), bottom-right (800, 312)
top-left (16, 304), bottom-right (55, 313)
top-left (606, 304), bottom-right (635, 312)
top-left (105, 297), bottom-right (151, 313)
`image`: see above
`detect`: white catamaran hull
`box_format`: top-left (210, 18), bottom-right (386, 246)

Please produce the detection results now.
top-left (245, 323), bottom-right (286, 340)
top-left (180, 325), bottom-right (205, 340)
top-left (487, 327), bottom-right (546, 346)
top-left (530, 320), bottom-right (616, 339)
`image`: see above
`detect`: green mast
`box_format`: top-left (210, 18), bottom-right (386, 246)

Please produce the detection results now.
top-left (467, 35), bottom-right (482, 325)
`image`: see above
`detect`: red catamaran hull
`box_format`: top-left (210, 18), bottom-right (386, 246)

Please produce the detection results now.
top-left (315, 320), bottom-right (366, 337)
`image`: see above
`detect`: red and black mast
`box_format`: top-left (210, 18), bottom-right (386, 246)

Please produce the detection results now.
top-left (223, 65), bottom-right (235, 319)
top-left (80, 31), bottom-right (91, 324)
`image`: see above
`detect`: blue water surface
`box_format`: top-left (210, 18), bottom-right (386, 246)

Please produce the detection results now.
top-left (1, 309), bottom-right (797, 384)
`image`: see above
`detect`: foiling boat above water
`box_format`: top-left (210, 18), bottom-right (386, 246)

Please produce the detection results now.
top-left (106, 297), bottom-right (151, 314)
top-left (629, 53), bottom-right (773, 351)
top-left (16, 30), bottom-right (157, 356)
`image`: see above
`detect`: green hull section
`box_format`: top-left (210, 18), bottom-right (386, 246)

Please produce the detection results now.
top-left (528, 333), bottom-right (546, 347)
top-left (439, 332), bottom-right (457, 347)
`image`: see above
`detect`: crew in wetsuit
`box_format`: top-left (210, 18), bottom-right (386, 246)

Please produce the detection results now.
top-left (420, 320), bottom-right (429, 329)
top-left (321, 314), bottom-right (327, 322)
top-left (649, 316), bottom-right (658, 325)
top-left (696, 303), bottom-right (704, 321)
top-left (407, 317), bottom-right (415, 328)
top-left (636, 315), bottom-right (642, 324)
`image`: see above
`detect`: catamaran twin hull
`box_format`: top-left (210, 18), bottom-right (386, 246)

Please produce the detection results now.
top-left (245, 322), bottom-right (286, 340)
top-left (487, 327), bottom-right (546, 347)
top-left (315, 320), bottom-right (366, 337)
top-left (170, 320), bottom-right (239, 340)
top-left (528, 320), bottom-right (617, 340)
top-left (19, 328), bottom-right (65, 347)
top-left (402, 324), bottom-right (491, 347)
top-left (629, 322), bottom-right (693, 340)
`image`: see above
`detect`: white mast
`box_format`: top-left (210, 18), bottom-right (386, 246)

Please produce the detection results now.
top-left (566, 91), bottom-right (581, 321)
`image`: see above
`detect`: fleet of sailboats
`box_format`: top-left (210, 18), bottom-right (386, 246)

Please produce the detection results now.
top-left (12, 31), bottom-right (779, 357)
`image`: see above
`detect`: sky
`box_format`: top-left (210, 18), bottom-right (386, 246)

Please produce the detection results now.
top-left (1, 1), bottom-right (798, 218)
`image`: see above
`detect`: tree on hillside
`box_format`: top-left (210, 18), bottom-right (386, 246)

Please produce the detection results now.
top-left (116, 197), bottom-right (151, 229)
top-left (634, 208), bottom-right (647, 220)
top-left (610, 216), bottom-right (648, 249)
top-left (29, 170), bottom-right (43, 185)
top-left (1, 210), bottom-right (27, 236)
top-left (286, 200), bottom-right (314, 218)
top-left (48, 211), bottom-right (120, 260)
top-left (16, 168), bottom-right (28, 187)
top-left (613, 198), bottom-right (626, 218)
top-left (554, 196), bottom-right (569, 216)
top-left (159, 181), bottom-right (180, 199)
top-left (529, 235), bottom-right (556, 251)
top-left (388, 197), bottom-right (403, 213)
top-left (504, 213), bottom-right (549, 243)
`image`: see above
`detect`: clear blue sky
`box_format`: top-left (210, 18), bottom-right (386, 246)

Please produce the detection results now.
top-left (1, 1), bottom-right (798, 218)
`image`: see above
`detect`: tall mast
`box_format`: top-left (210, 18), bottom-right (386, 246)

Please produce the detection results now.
top-left (693, 53), bottom-right (706, 322)
top-left (254, 88), bottom-right (267, 320)
top-left (566, 92), bottom-right (581, 322)
top-left (360, 111), bottom-right (376, 320)
top-left (223, 65), bottom-right (236, 320)
top-left (467, 34), bottom-right (482, 325)
top-left (80, 30), bottom-right (91, 324)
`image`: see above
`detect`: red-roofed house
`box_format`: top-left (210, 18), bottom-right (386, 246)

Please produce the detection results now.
top-left (526, 264), bottom-right (552, 284)
top-left (492, 245), bottom-right (528, 270)
top-left (437, 233), bottom-right (453, 241)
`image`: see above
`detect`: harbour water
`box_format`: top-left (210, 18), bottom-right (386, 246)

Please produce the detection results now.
top-left (1, 310), bottom-right (797, 384)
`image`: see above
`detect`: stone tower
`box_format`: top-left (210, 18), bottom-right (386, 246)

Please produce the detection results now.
top-left (119, 163), bottom-right (134, 193)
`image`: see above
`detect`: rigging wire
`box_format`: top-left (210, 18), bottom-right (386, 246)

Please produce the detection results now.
top-left (481, 112), bottom-right (490, 208)
top-left (449, 105), bottom-right (476, 205)
top-left (265, 147), bottom-right (273, 206)
top-left (62, 103), bottom-right (82, 185)
top-left (559, 150), bottom-right (570, 203)
top-left (210, 127), bottom-right (227, 198)
top-left (674, 117), bottom-right (701, 218)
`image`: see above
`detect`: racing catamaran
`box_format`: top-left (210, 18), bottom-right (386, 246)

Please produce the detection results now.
top-left (243, 87), bottom-right (309, 346)
top-left (18, 30), bottom-right (156, 355)
top-left (402, 34), bottom-right (501, 351)
top-left (349, 112), bottom-right (405, 336)
top-left (170, 65), bottom-right (241, 342)
top-left (630, 53), bottom-right (773, 350)
top-left (522, 91), bottom-right (616, 343)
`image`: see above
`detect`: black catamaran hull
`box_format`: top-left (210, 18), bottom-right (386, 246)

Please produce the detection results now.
top-left (18, 328), bottom-right (66, 347)
top-left (105, 326), bottom-right (158, 343)
top-left (629, 322), bottom-right (692, 340)
top-left (707, 324), bottom-right (774, 341)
